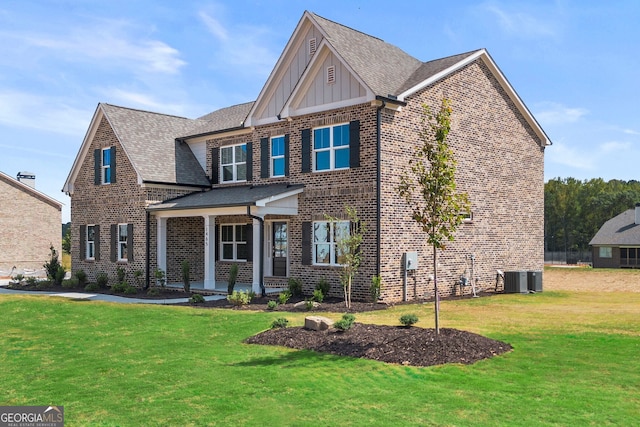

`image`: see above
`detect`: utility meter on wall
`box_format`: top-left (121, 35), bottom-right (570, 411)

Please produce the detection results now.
top-left (404, 252), bottom-right (418, 271)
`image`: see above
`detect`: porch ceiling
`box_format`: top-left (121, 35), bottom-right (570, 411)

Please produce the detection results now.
top-left (147, 183), bottom-right (304, 218)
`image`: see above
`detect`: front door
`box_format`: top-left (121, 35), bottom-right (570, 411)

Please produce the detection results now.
top-left (272, 222), bottom-right (287, 277)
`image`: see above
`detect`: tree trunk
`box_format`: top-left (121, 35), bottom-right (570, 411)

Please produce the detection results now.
top-left (433, 243), bottom-right (440, 335)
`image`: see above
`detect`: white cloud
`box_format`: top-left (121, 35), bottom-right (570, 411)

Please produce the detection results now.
top-left (199, 11), bottom-right (229, 41)
top-left (100, 88), bottom-right (190, 116)
top-left (547, 140), bottom-right (595, 170)
top-left (600, 141), bottom-right (632, 153)
top-left (622, 128), bottom-right (640, 136)
top-left (0, 90), bottom-right (90, 136)
top-left (534, 102), bottom-right (588, 126)
top-left (481, 2), bottom-right (558, 38)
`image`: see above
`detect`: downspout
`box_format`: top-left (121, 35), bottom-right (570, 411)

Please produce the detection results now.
top-left (247, 206), bottom-right (266, 297)
top-left (145, 210), bottom-right (150, 289)
top-left (376, 100), bottom-right (386, 279)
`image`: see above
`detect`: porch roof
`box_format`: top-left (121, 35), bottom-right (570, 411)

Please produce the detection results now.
top-left (147, 183), bottom-right (304, 213)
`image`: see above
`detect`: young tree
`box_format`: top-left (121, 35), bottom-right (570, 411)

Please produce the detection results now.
top-left (397, 99), bottom-right (470, 335)
top-left (326, 206), bottom-right (366, 309)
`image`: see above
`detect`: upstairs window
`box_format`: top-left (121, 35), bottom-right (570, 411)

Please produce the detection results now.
top-left (221, 143), bottom-right (247, 182)
top-left (271, 136), bottom-right (285, 177)
top-left (312, 220), bottom-right (349, 266)
top-left (313, 123), bottom-right (350, 172)
top-left (221, 224), bottom-right (247, 261)
top-left (94, 146), bottom-right (116, 185)
top-left (102, 148), bottom-right (111, 184)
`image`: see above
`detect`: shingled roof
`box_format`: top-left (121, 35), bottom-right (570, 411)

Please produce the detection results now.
top-left (187, 101), bottom-right (255, 137)
top-left (589, 207), bottom-right (640, 246)
top-left (100, 104), bottom-right (210, 187)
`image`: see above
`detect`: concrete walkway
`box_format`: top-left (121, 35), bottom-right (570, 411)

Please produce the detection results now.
top-left (0, 279), bottom-right (225, 304)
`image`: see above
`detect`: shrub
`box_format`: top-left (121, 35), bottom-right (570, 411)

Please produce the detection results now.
top-left (227, 290), bottom-right (250, 306)
top-left (334, 313), bottom-right (356, 331)
top-left (304, 299), bottom-right (315, 311)
top-left (312, 289), bottom-right (324, 303)
top-left (96, 272), bottom-right (109, 288)
top-left (146, 287), bottom-right (160, 296)
top-left (116, 267), bottom-right (126, 283)
top-left (370, 275), bottom-right (383, 302)
top-left (316, 277), bottom-right (330, 298)
top-left (75, 269), bottom-right (88, 286)
top-left (54, 265), bottom-right (66, 286)
top-left (123, 285), bottom-right (137, 295)
top-left (133, 270), bottom-right (144, 288)
top-left (277, 290), bottom-right (291, 305)
top-left (84, 283), bottom-right (99, 292)
top-left (111, 282), bottom-right (128, 293)
top-left (400, 314), bottom-right (419, 327)
top-left (181, 260), bottom-right (191, 293)
top-left (62, 277), bottom-right (79, 289)
top-left (227, 264), bottom-right (239, 294)
top-left (271, 318), bottom-right (289, 329)
top-left (36, 281), bottom-right (51, 290)
top-left (43, 245), bottom-right (62, 282)
top-left (190, 294), bottom-right (205, 304)
top-left (26, 276), bottom-right (38, 286)
top-left (155, 268), bottom-right (166, 288)
top-left (267, 300), bottom-right (278, 310)
top-left (11, 274), bottom-right (25, 284)
top-left (287, 278), bottom-right (303, 297)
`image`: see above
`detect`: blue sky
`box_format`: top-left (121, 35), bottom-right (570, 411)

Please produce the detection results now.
top-left (1, 1), bottom-right (639, 223)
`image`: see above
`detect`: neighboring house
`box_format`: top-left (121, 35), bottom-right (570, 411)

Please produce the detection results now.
top-left (63, 11), bottom-right (550, 301)
top-left (0, 171), bottom-right (62, 275)
top-left (589, 203), bottom-right (640, 268)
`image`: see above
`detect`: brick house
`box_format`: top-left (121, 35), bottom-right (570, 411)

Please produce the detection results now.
top-left (63, 11), bottom-right (550, 301)
top-left (0, 171), bottom-right (62, 275)
top-left (589, 203), bottom-right (640, 268)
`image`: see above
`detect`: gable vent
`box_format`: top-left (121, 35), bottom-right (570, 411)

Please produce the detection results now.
top-left (326, 65), bottom-right (336, 85)
top-left (308, 38), bottom-right (316, 56)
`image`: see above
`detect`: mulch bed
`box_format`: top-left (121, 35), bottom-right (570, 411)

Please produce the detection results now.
top-left (4, 281), bottom-right (193, 299)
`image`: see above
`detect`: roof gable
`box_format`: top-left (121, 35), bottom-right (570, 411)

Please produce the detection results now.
top-left (590, 208), bottom-right (640, 246)
top-left (0, 171), bottom-right (62, 210)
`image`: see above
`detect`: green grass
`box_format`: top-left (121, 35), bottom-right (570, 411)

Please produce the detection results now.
top-left (1, 291), bottom-right (639, 426)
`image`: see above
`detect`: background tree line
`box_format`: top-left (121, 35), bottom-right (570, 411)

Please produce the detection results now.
top-left (545, 178), bottom-right (640, 254)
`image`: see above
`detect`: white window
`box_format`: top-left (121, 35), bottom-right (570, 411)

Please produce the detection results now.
top-left (271, 136), bottom-right (285, 177)
top-left (221, 224), bottom-right (247, 261)
top-left (220, 143), bottom-right (247, 182)
top-left (118, 224), bottom-right (128, 261)
top-left (599, 246), bottom-right (612, 258)
top-left (86, 225), bottom-right (96, 260)
top-left (313, 220), bottom-right (349, 266)
top-left (102, 148), bottom-right (112, 184)
top-left (313, 123), bottom-right (350, 172)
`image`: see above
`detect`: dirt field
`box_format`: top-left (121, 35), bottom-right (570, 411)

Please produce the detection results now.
top-left (543, 266), bottom-right (640, 292)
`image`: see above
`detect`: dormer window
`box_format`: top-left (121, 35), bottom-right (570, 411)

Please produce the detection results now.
top-left (220, 143), bottom-right (247, 183)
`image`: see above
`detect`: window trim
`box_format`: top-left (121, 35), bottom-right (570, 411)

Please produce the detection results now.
top-left (312, 123), bottom-right (350, 172)
top-left (101, 147), bottom-right (111, 184)
top-left (86, 224), bottom-right (96, 260)
top-left (117, 223), bottom-right (128, 261)
top-left (312, 220), bottom-right (350, 266)
top-left (220, 143), bottom-right (247, 183)
top-left (220, 223), bottom-right (248, 262)
top-left (270, 135), bottom-right (285, 178)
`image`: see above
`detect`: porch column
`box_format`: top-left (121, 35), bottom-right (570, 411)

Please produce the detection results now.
top-left (156, 217), bottom-right (167, 282)
top-left (252, 217), bottom-right (262, 294)
top-left (204, 215), bottom-right (217, 290)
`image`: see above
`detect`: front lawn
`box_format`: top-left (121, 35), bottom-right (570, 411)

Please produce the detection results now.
top-left (0, 290), bottom-right (638, 426)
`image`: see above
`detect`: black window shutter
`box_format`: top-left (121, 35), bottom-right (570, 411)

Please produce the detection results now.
top-left (214, 224), bottom-right (219, 261)
top-left (349, 120), bottom-right (360, 168)
top-left (260, 137), bottom-right (269, 178)
top-left (211, 148), bottom-right (219, 184)
top-left (110, 146), bottom-right (117, 183)
top-left (284, 134), bottom-right (290, 176)
top-left (246, 142), bottom-right (253, 181)
top-left (94, 149), bottom-right (101, 185)
top-left (301, 222), bottom-right (312, 265)
top-left (79, 225), bottom-right (86, 260)
top-left (301, 128), bottom-right (311, 173)
top-left (246, 224), bottom-right (253, 262)
top-left (127, 223), bottom-right (134, 262)
top-left (110, 224), bottom-right (117, 262)
top-left (94, 225), bottom-right (100, 261)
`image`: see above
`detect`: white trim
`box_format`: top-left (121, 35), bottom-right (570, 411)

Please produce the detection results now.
top-left (117, 223), bottom-right (128, 261)
top-left (86, 224), bottom-right (96, 260)
top-left (270, 135), bottom-right (286, 178)
top-left (254, 187), bottom-right (304, 207)
top-left (220, 142), bottom-right (248, 183)
top-left (220, 223), bottom-right (248, 262)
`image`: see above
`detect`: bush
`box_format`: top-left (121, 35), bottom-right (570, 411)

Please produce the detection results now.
top-left (181, 260), bottom-right (190, 293)
top-left (277, 290), bottom-right (291, 305)
top-left (26, 276), bottom-right (38, 286)
top-left (316, 277), bottom-right (330, 298)
top-left (400, 314), bottom-right (419, 327)
top-left (155, 268), bottom-right (166, 288)
top-left (304, 300), bottom-right (315, 311)
top-left (43, 245), bottom-right (62, 282)
top-left (36, 281), bottom-right (51, 290)
top-left (287, 278), bottom-right (303, 297)
top-left (75, 269), bottom-right (88, 286)
top-left (370, 275), bottom-right (382, 302)
top-left (312, 289), bottom-right (324, 303)
top-left (146, 287), bottom-right (160, 296)
top-left (267, 300), bottom-right (278, 310)
top-left (11, 274), bottom-right (25, 284)
top-left (84, 283), bottom-right (99, 292)
top-left (133, 270), bottom-right (144, 288)
top-left (123, 285), bottom-right (137, 295)
top-left (116, 266), bottom-right (126, 283)
top-left (111, 282), bottom-right (130, 294)
top-left (227, 290), bottom-right (250, 306)
top-left (62, 277), bottom-right (79, 289)
top-left (271, 318), bottom-right (289, 329)
top-left (96, 272), bottom-right (109, 288)
top-left (190, 294), bottom-right (205, 304)
top-left (248, 290), bottom-right (256, 301)
top-left (54, 265), bottom-right (66, 286)
top-left (334, 313), bottom-right (356, 331)
top-left (227, 264), bottom-right (239, 294)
